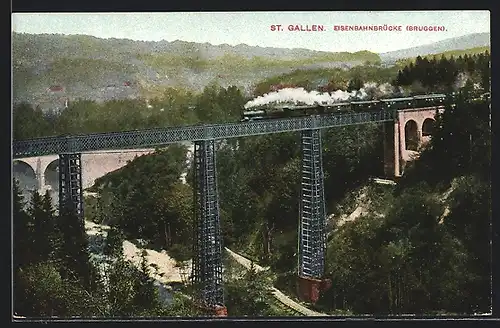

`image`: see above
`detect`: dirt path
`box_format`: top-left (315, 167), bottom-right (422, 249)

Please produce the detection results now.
top-left (122, 240), bottom-right (192, 284)
top-left (225, 248), bottom-right (268, 272)
top-left (85, 220), bottom-right (192, 284)
top-left (224, 247), bottom-right (328, 317)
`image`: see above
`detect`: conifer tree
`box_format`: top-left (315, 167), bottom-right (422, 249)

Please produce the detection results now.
top-left (13, 179), bottom-right (33, 267)
top-left (132, 250), bottom-right (161, 314)
top-left (104, 227), bottom-right (124, 257)
top-left (41, 191), bottom-right (63, 263)
top-left (28, 191), bottom-right (60, 263)
top-left (13, 179), bottom-right (33, 315)
top-left (57, 204), bottom-right (91, 288)
top-left (347, 76), bottom-right (363, 92)
top-left (26, 190), bottom-right (46, 264)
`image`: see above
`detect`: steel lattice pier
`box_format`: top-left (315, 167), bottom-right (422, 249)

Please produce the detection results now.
top-left (191, 140), bottom-right (225, 309)
top-left (58, 153), bottom-right (84, 219)
top-left (298, 129), bottom-right (327, 279)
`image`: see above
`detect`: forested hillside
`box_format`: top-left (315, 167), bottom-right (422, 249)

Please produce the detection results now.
top-left (13, 85), bottom-right (245, 140)
top-left (12, 32), bottom-right (378, 109)
top-left (394, 51), bottom-right (491, 94)
top-left (13, 51), bottom-right (491, 316)
top-left (395, 46), bottom-right (490, 67)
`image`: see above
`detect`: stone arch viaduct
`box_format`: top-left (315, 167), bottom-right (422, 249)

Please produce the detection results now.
top-left (384, 106), bottom-right (443, 177)
top-left (13, 148), bottom-right (157, 197)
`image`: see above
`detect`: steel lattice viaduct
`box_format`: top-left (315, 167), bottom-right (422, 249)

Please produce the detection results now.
top-left (12, 107), bottom-right (441, 316)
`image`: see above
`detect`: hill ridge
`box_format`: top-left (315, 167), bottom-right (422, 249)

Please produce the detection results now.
top-left (380, 32), bottom-right (490, 61)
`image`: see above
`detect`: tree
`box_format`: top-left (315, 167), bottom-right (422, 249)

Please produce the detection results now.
top-left (106, 259), bottom-right (139, 316)
top-left (347, 76), bottom-right (363, 92)
top-left (443, 176), bottom-right (491, 313)
top-left (13, 179), bottom-right (34, 267)
top-left (13, 103), bottom-right (52, 140)
top-left (57, 205), bottom-right (92, 288)
top-left (397, 66), bottom-right (411, 86)
top-left (225, 263), bottom-right (274, 316)
top-left (132, 251), bottom-right (162, 314)
top-left (104, 227), bottom-right (125, 258)
top-left (13, 179), bottom-right (34, 315)
top-left (437, 56), bottom-right (456, 89)
top-left (17, 262), bottom-right (105, 317)
top-left (478, 51), bottom-right (491, 92)
top-left (162, 294), bottom-right (205, 316)
top-left (29, 191), bottom-right (60, 264)
top-left (26, 190), bottom-right (46, 264)
top-left (195, 83), bottom-right (223, 123)
top-left (105, 255), bottom-right (169, 317)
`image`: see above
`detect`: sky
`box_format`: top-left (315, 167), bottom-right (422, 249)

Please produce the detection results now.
top-left (12, 11), bottom-right (490, 53)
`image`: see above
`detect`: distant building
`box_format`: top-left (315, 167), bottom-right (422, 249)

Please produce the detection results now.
top-left (47, 85), bottom-right (64, 93)
top-left (269, 83), bottom-right (297, 92)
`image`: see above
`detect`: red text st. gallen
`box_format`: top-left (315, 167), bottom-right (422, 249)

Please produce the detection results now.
top-left (270, 24), bottom-right (326, 32)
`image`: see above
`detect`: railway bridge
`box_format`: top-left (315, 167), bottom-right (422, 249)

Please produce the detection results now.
top-left (13, 149), bottom-right (156, 203)
top-left (12, 105), bottom-right (440, 316)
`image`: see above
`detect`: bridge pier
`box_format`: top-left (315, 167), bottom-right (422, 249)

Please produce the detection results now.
top-left (191, 140), bottom-right (226, 316)
top-left (297, 129), bottom-right (331, 304)
top-left (383, 120), bottom-right (401, 178)
top-left (58, 153), bottom-right (84, 220)
top-left (35, 157), bottom-right (44, 191)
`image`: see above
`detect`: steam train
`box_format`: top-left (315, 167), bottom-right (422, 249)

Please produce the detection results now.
top-left (241, 92), bottom-right (490, 122)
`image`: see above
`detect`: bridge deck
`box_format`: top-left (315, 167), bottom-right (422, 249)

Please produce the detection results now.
top-left (13, 110), bottom-right (395, 158)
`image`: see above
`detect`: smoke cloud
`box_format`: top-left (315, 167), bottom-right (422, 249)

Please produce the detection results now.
top-left (244, 82), bottom-right (403, 109)
top-left (453, 72), bottom-right (469, 91)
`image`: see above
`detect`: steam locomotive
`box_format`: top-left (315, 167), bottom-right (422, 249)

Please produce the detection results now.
top-left (241, 92), bottom-right (490, 122)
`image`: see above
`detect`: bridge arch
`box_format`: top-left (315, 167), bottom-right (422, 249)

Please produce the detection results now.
top-left (404, 119), bottom-right (419, 151)
top-left (13, 160), bottom-right (37, 200)
top-left (422, 118), bottom-right (435, 137)
top-left (44, 159), bottom-right (59, 206)
top-left (44, 159), bottom-right (59, 187)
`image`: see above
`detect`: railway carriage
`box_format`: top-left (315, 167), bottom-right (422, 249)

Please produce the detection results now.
top-left (380, 97), bottom-right (414, 110)
top-left (350, 100), bottom-right (380, 111)
top-left (412, 94), bottom-right (446, 108)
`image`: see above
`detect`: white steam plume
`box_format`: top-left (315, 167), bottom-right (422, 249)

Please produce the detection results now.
top-left (453, 72), bottom-right (469, 91)
top-left (244, 82), bottom-right (403, 109)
